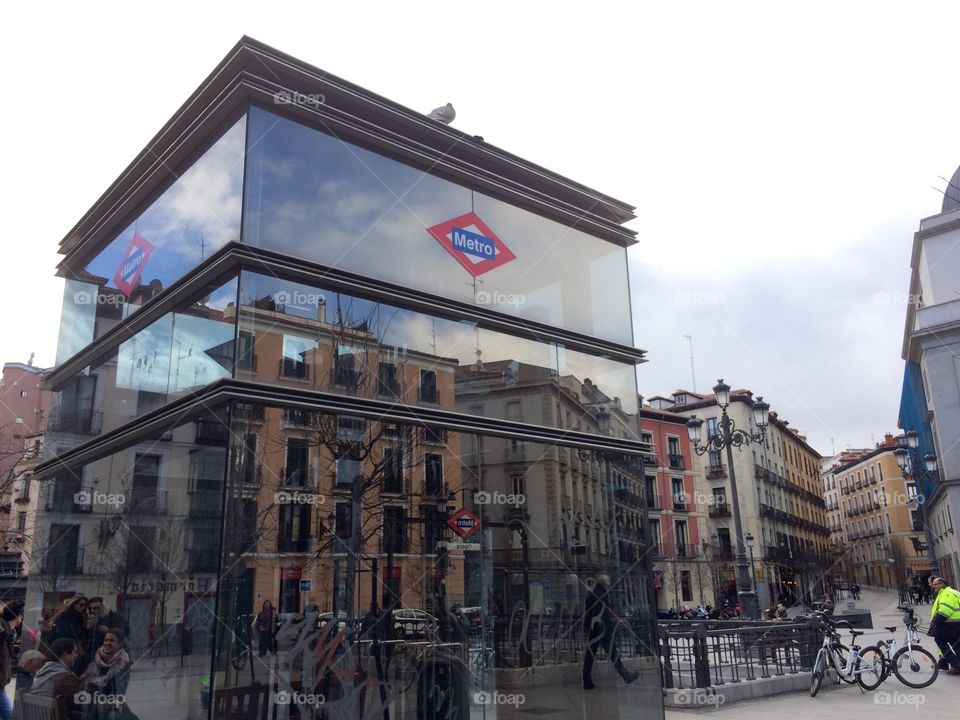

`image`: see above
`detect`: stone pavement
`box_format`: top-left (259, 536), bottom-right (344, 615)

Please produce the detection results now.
top-left (666, 586), bottom-right (957, 719)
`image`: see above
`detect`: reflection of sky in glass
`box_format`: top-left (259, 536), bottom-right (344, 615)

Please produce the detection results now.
top-left (241, 272), bottom-right (637, 424)
top-left (56, 280), bottom-right (99, 365)
top-left (243, 108), bottom-right (632, 345)
top-left (116, 279), bottom-right (238, 395)
top-left (85, 116), bottom-right (246, 292)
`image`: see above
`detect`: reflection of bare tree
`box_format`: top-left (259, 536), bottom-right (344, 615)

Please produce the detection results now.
top-left (223, 294), bottom-right (462, 624)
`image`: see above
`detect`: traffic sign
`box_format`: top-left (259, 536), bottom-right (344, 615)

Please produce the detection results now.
top-left (447, 508), bottom-right (481, 538)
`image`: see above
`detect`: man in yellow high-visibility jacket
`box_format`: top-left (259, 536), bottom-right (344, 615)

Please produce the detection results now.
top-left (928, 577), bottom-right (960, 674)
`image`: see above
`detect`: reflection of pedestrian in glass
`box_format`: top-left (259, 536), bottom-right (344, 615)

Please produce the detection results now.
top-left (256, 600), bottom-right (277, 656)
top-left (581, 575), bottom-right (638, 690)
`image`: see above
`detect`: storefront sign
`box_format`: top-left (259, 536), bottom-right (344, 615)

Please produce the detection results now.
top-left (112, 233), bottom-right (154, 297)
top-left (427, 212), bottom-right (516, 277)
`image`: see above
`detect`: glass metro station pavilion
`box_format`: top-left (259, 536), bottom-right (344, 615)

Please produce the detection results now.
top-left (33, 37), bottom-right (662, 720)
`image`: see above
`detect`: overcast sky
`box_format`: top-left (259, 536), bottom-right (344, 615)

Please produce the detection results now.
top-left (3, 1), bottom-right (959, 456)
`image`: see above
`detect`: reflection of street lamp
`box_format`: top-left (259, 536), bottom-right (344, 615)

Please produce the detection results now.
top-left (745, 532), bottom-right (757, 596)
top-left (687, 380), bottom-right (769, 620)
top-left (894, 431), bottom-right (940, 575)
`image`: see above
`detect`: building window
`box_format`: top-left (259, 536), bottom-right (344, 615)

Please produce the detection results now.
top-left (333, 345), bottom-right (360, 388)
top-left (15, 512), bottom-right (26, 532)
top-left (672, 478), bottom-right (686, 510)
top-left (384, 447), bottom-right (404, 493)
top-left (424, 454), bottom-right (443, 496)
top-left (284, 438), bottom-right (310, 486)
top-left (680, 571), bottom-right (693, 602)
top-left (419, 370), bottom-right (438, 403)
top-left (675, 520), bottom-right (688, 557)
top-left (706, 418), bottom-right (718, 439)
top-left (649, 520), bottom-right (661, 554)
top-left (335, 502), bottom-right (352, 539)
top-left (382, 506), bottom-right (408, 554)
top-left (19, 391), bottom-right (27, 398)
top-left (645, 476), bottom-right (658, 509)
top-left (378, 362), bottom-right (399, 397)
top-left (506, 401), bottom-right (522, 421)
top-left (906, 483), bottom-right (917, 501)
top-left (512, 474), bottom-right (525, 497)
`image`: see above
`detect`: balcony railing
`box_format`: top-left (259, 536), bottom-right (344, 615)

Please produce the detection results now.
top-left (706, 464), bottom-right (726, 479)
top-left (668, 454), bottom-right (685, 470)
top-left (47, 407), bottom-right (103, 435)
top-left (709, 505), bottom-right (731, 518)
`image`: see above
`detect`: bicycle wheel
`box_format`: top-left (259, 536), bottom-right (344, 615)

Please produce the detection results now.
top-left (855, 646), bottom-right (886, 690)
top-left (810, 649), bottom-right (827, 697)
top-left (384, 646), bottom-right (418, 693)
top-left (891, 646), bottom-right (939, 689)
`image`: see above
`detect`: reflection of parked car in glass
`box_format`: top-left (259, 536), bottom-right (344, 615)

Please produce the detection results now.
top-left (391, 609), bottom-right (437, 638)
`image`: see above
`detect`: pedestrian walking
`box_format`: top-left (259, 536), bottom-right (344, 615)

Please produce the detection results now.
top-left (581, 575), bottom-right (638, 689)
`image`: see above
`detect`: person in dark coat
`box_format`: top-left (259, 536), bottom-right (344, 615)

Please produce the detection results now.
top-left (255, 600), bottom-right (277, 656)
top-left (48, 597), bottom-right (90, 658)
top-left (582, 575), bottom-right (638, 689)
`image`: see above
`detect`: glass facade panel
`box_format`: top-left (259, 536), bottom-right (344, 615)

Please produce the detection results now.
top-left (237, 271), bottom-right (638, 436)
top-left (56, 116), bottom-right (246, 362)
top-left (210, 402), bottom-right (659, 720)
top-left (243, 107), bottom-right (633, 345)
top-left (49, 277), bottom-right (238, 440)
top-left (25, 415), bottom-right (223, 720)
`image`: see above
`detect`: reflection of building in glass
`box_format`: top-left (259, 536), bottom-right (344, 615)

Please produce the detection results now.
top-left (456, 361), bottom-right (653, 618)
top-left (28, 38), bottom-right (658, 720)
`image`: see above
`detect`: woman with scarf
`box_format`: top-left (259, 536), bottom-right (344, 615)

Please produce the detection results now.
top-left (83, 629), bottom-right (137, 719)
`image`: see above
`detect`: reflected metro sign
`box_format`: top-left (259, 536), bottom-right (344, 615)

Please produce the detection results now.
top-left (447, 508), bottom-right (481, 538)
top-left (427, 211), bottom-right (516, 277)
top-left (112, 233), bottom-right (155, 297)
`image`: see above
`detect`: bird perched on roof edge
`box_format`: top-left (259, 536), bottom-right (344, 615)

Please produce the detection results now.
top-left (427, 102), bottom-right (456, 125)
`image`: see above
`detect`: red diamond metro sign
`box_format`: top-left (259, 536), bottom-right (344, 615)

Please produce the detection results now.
top-left (447, 508), bottom-right (481, 539)
top-left (427, 212), bottom-right (516, 278)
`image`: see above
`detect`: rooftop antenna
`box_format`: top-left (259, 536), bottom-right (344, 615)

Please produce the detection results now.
top-left (682, 334), bottom-right (697, 392)
top-left (831, 437), bottom-right (836, 455)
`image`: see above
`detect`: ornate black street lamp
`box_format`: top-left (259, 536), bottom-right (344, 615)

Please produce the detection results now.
top-left (893, 431), bottom-right (940, 575)
top-left (686, 380), bottom-right (769, 620)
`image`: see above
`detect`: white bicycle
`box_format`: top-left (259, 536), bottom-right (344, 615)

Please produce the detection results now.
top-left (875, 605), bottom-right (938, 688)
top-left (809, 613), bottom-right (886, 696)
